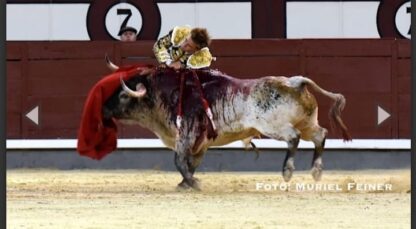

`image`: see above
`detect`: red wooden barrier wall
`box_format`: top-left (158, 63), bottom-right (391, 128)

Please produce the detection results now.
top-left (6, 39), bottom-right (411, 139)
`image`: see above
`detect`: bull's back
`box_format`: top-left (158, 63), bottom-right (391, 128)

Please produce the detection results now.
top-left (244, 76), bottom-right (318, 128)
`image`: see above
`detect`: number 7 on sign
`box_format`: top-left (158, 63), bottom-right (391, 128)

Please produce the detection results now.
top-left (117, 9), bottom-right (132, 31)
top-left (407, 6), bottom-right (411, 35)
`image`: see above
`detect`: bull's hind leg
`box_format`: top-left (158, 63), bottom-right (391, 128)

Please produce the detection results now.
top-left (261, 125), bottom-right (300, 182)
top-left (282, 133), bottom-right (300, 182)
top-left (310, 127), bottom-right (328, 181)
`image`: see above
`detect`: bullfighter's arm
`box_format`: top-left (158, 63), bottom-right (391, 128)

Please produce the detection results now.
top-left (153, 30), bottom-right (174, 65)
top-left (186, 47), bottom-right (214, 69)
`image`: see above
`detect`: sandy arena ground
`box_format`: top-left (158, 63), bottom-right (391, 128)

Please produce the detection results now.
top-left (7, 169), bottom-right (410, 229)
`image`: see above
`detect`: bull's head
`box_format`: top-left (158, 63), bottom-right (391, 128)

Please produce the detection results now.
top-left (102, 56), bottom-right (156, 121)
top-left (102, 75), bottom-right (154, 121)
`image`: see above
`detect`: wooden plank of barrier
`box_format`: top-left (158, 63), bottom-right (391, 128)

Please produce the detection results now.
top-left (305, 57), bottom-right (392, 93)
top-left (6, 42), bottom-right (22, 60)
top-left (398, 95), bottom-right (410, 138)
top-left (24, 95), bottom-right (85, 138)
top-left (211, 56), bottom-right (301, 78)
top-left (397, 40), bottom-right (411, 58)
top-left (26, 59), bottom-right (110, 96)
top-left (6, 62), bottom-right (22, 113)
top-left (397, 77), bottom-right (411, 95)
top-left (6, 115), bottom-right (21, 139)
top-left (397, 59), bottom-right (411, 79)
top-left (119, 41), bottom-right (155, 58)
top-left (396, 55), bottom-right (410, 97)
top-left (395, 39), bottom-right (410, 138)
top-left (23, 128), bottom-right (78, 139)
top-left (303, 39), bottom-right (393, 57)
top-left (211, 39), bottom-right (301, 57)
top-left (26, 41), bottom-right (115, 60)
top-left (7, 62), bottom-right (23, 138)
top-left (121, 58), bottom-right (157, 66)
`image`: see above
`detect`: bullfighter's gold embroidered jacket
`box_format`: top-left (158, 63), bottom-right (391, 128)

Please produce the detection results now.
top-left (153, 25), bottom-right (213, 69)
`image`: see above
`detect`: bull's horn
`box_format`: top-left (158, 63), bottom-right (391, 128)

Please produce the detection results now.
top-left (105, 54), bottom-right (119, 72)
top-left (120, 77), bottom-right (146, 98)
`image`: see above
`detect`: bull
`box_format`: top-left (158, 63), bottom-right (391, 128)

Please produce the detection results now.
top-left (103, 62), bottom-right (351, 190)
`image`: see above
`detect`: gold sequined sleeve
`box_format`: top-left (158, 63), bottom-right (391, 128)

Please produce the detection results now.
top-left (186, 47), bottom-right (213, 69)
top-left (153, 30), bottom-right (173, 64)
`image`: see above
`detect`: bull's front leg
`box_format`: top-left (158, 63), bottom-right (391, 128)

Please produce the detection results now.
top-left (176, 151), bottom-right (205, 189)
top-left (174, 152), bottom-right (201, 190)
top-left (174, 136), bottom-right (200, 190)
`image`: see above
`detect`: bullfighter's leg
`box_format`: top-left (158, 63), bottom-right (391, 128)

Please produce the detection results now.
top-left (310, 127), bottom-right (328, 181)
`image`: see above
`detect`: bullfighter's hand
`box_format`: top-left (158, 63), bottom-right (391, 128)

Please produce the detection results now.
top-left (159, 63), bottom-right (167, 69)
top-left (168, 61), bottom-right (182, 70)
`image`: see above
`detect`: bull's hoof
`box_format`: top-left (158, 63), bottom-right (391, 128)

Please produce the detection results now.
top-left (188, 178), bottom-right (201, 191)
top-left (176, 178), bottom-right (201, 191)
top-left (176, 179), bottom-right (191, 190)
top-left (282, 167), bottom-right (294, 182)
top-left (311, 166), bottom-right (323, 181)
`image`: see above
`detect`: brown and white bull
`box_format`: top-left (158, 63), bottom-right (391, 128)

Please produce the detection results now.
top-left (103, 64), bottom-right (351, 190)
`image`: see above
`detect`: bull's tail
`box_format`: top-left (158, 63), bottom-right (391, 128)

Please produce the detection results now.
top-left (294, 76), bottom-right (352, 141)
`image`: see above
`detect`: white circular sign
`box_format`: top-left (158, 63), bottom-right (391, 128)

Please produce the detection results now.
top-left (105, 3), bottom-right (143, 40)
top-left (395, 1), bottom-right (411, 39)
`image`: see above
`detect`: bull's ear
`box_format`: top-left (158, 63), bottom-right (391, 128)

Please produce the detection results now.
top-left (135, 83), bottom-right (147, 97)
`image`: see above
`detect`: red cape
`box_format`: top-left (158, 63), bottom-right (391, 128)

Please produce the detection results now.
top-left (76, 65), bottom-right (152, 160)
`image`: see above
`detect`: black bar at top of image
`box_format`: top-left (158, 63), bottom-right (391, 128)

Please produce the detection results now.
top-left (0, 0), bottom-right (6, 227)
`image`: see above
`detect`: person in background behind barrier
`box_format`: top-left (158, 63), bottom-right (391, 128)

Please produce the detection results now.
top-left (118, 26), bottom-right (137, 42)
